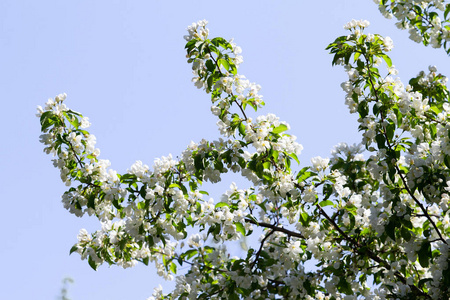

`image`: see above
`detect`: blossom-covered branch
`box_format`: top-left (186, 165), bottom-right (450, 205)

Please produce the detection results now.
top-left (376, 0), bottom-right (450, 55)
top-left (38, 18), bottom-right (450, 299)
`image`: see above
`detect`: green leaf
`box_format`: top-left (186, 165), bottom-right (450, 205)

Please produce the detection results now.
top-left (418, 278), bottom-right (433, 289)
top-left (348, 212), bottom-right (356, 230)
top-left (88, 256), bottom-right (98, 271)
top-left (182, 249), bottom-right (198, 260)
top-left (322, 184), bottom-right (333, 201)
top-left (40, 111), bottom-right (62, 132)
top-left (235, 222), bottom-right (246, 236)
top-left (238, 122), bottom-right (246, 136)
top-left (401, 218), bottom-right (413, 229)
top-left (373, 103), bottom-right (381, 116)
top-left (207, 44), bottom-right (219, 55)
top-left (228, 61), bottom-right (237, 75)
top-left (169, 183), bottom-right (180, 189)
top-left (429, 105), bottom-right (440, 115)
top-left (386, 123), bottom-right (395, 141)
top-left (319, 200), bottom-right (334, 207)
top-left (337, 276), bottom-right (353, 295)
top-left (272, 124), bottom-right (288, 134)
top-left (357, 101), bottom-right (369, 118)
top-left (218, 58), bottom-right (230, 72)
top-left (170, 262), bottom-right (177, 274)
top-left (228, 292), bottom-right (239, 300)
top-left (442, 266), bottom-right (450, 286)
top-left (245, 214), bottom-right (258, 225)
top-left (385, 219), bottom-right (397, 241)
top-left (66, 109), bottom-right (82, 117)
top-left (40, 110), bottom-right (53, 126)
top-left (445, 155), bottom-right (450, 169)
top-left (429, 12), bottom-right (439, 22)
top-left (400, 227), bottom-right (411, 242)
top-left (380, 54), bottom-right (392, 68)
top-left (215, 202), bottom-right (229, 209)
top-left (112, 198), bottom-right (122, 210)
top-left (194, 154), bottom-right (204, 170)
top-left (120, 173), bottom-right (137, 183)
top-left (207, 223), bottom-right (221, 238)
top-left (205, 59), bottom-right (215, 72)
top-left (64, 112), bottom-right (81, 129)
top-left (87, 193), bottom-right (96, 209)
top-left (429, 123), bottom-right (437, 138)
top-left (445, 4), bottom-right (450, 19)
top-left (418, 241), bottom-right (431, 268)
top-left (288, 153), bottom-right (300, 164)
top-left (375, 133), bottom-right (386, 149)
top-left (303, 280), bottom-right (313, 294)
top-left (300, 212), bottom-right (309, 227)
top-left (184, 39), bottom-right (197, 52)
top-left (211, 37), bottom-right (231, 49)
top-left (137, 201), bottom-right (146, 210)
top-left (143, 256), bottom-right (149, 266)
top-left (69, 245), bottom-right (78, 255)
top-left (297, 167), bottom-right (312, 182)
top-left (214, 159), bottom-right (224, 172)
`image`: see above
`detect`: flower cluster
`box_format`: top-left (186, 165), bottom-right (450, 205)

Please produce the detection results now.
top-left (344, 19), bottom-right (371, 29)
top-left (39, 19), bottom-right (450, 299)
top-left (375, 0), bottom-right (450, 54)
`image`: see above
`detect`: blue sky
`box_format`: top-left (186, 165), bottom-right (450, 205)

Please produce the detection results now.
top-left (1, 1), bottom-right (448, 299)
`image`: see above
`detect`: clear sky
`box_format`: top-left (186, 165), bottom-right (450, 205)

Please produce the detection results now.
top-left (1, 1), bottom-right (448, 299)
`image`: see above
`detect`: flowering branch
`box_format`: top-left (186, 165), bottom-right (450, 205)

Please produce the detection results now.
top-left (38, 15), bottom-right (450, 300)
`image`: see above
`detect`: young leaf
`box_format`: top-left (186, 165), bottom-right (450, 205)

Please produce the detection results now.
top-left (272, 124), bottom-right (288, 134)
top-left (235, 222), bottom-right (246, 236)
top-left (215, 202), bottom-right (229, 209)
top-left (88, 256), bottom-right (98, 271)
top-left (319, 200), bottom-right (334, 207)
top-left (380, 54), bottom-right (392, 67)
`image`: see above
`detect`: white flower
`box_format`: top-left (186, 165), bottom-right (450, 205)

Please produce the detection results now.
top-left (303, 185), bottom-right (317, 203)
top-left (36, 105), bottom-right (44, 117)
top-left (347, 69), bottom-right (359, 82)
top-left (147, 284), bottom-right (163, 300)
top-left (80, 117), bottom-right (91, 129)
top-left (187, 234), bottom-right (203, 248)
top-left (128, 160), bottom-right (149, 181)
top-left (388, 65), bottom-right (398, 75)
top-left (310, 156), bottom-right (330, 172)
top-left (77, 228), bottom-right (91, 243)
top-left (382, 36), bottom-right (394, 51)
top-left (343, 19), bottom-right (370, 30)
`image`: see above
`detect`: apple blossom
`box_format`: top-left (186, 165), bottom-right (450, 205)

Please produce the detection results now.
top-left (38, 11), bottom-right (450, 299)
